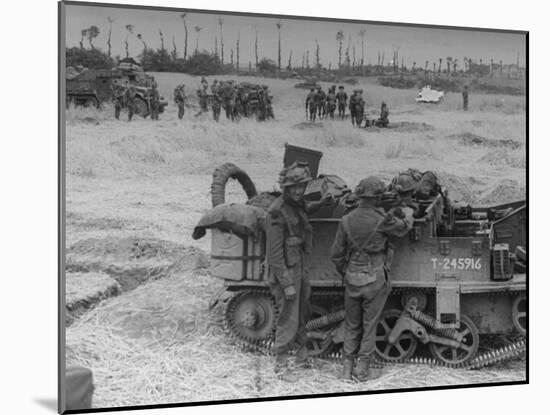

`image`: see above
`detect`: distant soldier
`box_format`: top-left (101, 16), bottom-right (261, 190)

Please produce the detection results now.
top-left (211, 79), bottom-right (219, 95)
top-left (150, 83), bottom-right (160, 120)
top-left (373, 102), bottom-right (390, 127)
top-left (195, 86), bottom-right (209, 116)
top-left (331, 176), bottom-right (413, 381)
top-left (349, 90), bottom-right (365, 127)
top-left (326, 86), bottom-right (337, 119)
top-left (210, 91), bottom-right (222, 122)
top-left (112, 83), bottom-right (125, 120)
top-left (265, 94), bottom-right (275, 120)
top-left (248, 87), bottom-right (260, 118)
top-left (174, 84), bottom-right (186, 120)
top-left (222, 83), bottom-right (235, 120)
top-left (336, 86), bottom-right (348, 119)
top-left (315, 86), bottom-right (327, 119)
top-left (123, 85), bottom-right (137, 121)
top-left (239, 87), bottom-right (249, 117)
top-left (201, 76), bottom-right (209, 91)
top-left (462, 85), bottom-right (469, 111)
top-left (306, 87), bottom-right (318, 121)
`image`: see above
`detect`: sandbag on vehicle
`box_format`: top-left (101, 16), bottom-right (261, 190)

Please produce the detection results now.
top-left (192, 203), bottom-right (266, 240)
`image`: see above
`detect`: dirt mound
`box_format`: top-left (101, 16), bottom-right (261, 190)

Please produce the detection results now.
top-left (67, 212), bottom-right (130, 230)
top-left (449, 132), bottom-right (523, 149)
top-left (476, 179), bottom-right (526, 205)
top-left (435, 172), bottom-right (487, 204)
top-left (385, 121), bottom-right (434, 132)
top-left (478, 149), bottom-right (526, 169)
top-left (293, 122), bottom-right (324, 130)
top-left (67, 237), bottom-right (204, 291)
top-left (66, 272), bottom-right (121, 326)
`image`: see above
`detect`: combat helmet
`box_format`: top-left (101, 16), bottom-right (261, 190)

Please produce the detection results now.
top-left (279, 161), bottom-right (312, 189)
top-left (392, 173), bottom-right (417, 194)
top-left (354, 176), bottom-right (385, 198)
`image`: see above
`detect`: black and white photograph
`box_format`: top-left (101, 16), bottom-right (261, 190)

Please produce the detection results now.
top-left (59, 0), bottom-right (527, 412)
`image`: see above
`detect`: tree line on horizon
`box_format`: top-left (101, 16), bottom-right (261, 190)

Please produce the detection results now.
top-left (69, 14), bottom-right (525, 79)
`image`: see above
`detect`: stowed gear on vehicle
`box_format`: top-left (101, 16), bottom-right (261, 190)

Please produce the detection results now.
top-left (193, 144), bottom-right (527, 369)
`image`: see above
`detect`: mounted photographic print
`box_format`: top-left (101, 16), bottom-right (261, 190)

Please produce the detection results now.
top-left (59, 1), bottom-right (528, 412)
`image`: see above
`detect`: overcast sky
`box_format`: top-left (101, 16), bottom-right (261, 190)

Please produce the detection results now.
top-left (65, 4), bottom-right (526, 69)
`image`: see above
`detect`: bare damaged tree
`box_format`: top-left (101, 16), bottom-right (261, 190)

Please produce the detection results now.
top-left (315, 39), bottom-right (320, 69)
top-left (159, 29), bottom-right (165, 52)
top-left (137, 33), bottom-right (147, 54)
top-left (107, 17), bottom-right (114, 58)
top-left (80, 29), bottom-right (87, 50)
top-left (345, 37), bottom-right (351, 70)
top-left (392, 45), bottom-right (400, 74)
top-left (336, 30), bottom-right (344, 70)
top-left (236, 32), bottom-right (240, 72)
top-left (214, 36), bottom-right (218, 61)
top-left (306, 50), bottom-right (310, 69)
top-left (287, 50), bottom-right (293, 70)
top-left (230, 49), bottom-right (234, 67)
top-left (180, 13), bottom-right (188, 60)
top-left (218, 17), bottom-right (224, 65)
top-left (352, 44), bottom-right (356, 68)
top-left (358, 28), bottom-right (366, 70)
top-left (446, 56), bottom-right (452, 75)
top-left (194, 26), bottom-right (202, 54)
top-left (438, 58), bottom-right (442, 74)
top-left (124, 24), bottom-right (134, 58)
top-left (276, 20), bottom-right (282, 71)
top-left (301, 52), bottom-right (305, 69)
top-left (254, 28), bottom-right (259, 70)
top-left (87, 26), bottom-right (99, 49)
top-left (171, 36), bottom-right (177, 60)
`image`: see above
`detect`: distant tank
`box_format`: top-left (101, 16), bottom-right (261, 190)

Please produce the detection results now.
top-left (194, 144), bottom-right (526, 368)
top-left (66, 58), bottom-right (167, 117)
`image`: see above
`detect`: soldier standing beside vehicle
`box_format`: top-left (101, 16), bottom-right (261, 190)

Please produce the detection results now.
top-left (123, 85), bottom-right (137, 121)
top-left (150, 83), bottom-right (160, 120)
top-left (174, 84), bottom-right (186, 120)
top-left (462, 85), bottom-right (469, 111)
top-left (336, 86), bottom-right (348, 119)
top-left (266, 162), bottom-right (315, 379)
top-left (331, 176), bottom-right (413, 381)
top-left (112, 84), bottom-right (125, 120)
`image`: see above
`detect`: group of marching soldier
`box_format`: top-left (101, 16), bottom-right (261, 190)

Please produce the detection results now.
top-left (193, 77), bottom-right (275, 122)
top-left (305, 84), bottom-right (390, 128)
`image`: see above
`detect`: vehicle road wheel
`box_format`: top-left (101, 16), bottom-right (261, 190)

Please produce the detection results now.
top-left (429, 314), bottom-right (479, 366)
top-left (375, 309), bottom-right (418, 362)
top-left (512, 294), bottom-right (527, 335)
top-left (133, 97), bottom-right (149, 118)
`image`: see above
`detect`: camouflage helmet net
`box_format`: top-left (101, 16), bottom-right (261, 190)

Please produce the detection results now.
top-left (279, 162), bottom-right (312, 189)
top-left (354, 176), bottom-right (385, 198)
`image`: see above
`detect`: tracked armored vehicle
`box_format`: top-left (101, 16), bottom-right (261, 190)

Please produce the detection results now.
top-left (193, 144), bottom-right (527, 368)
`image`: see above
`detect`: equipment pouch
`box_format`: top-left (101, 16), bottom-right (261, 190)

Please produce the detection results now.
top-left (344, 252), bottom-right (378, 286)
top-left (284, 236), bottom-right (303, 267)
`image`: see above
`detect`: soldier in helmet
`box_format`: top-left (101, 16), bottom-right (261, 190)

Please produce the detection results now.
top-left (266, 162), bottom-right (315, 379)
top-left (349, 89), bottom-right (365, 127)
top-left (174, 84), bottom-right (186, 120)
top-left (123, 85), bottom-right (137, 121)
top-left (331, 176), bottom-right (413, 381)
top-left (373, 102), bottom-right (390, 127)
top-left (389, 173), bottom-right (423, 218)
top-left (315, 85), bottom-right (327, 119)
top-left (326, 86), bottom-right (337, 119)
top-left (336, 86), bottom-right (348, 119)
top-left (150, 82), bottom-right (160, 121)
top-left (305, 87), bottom-right (318, 121)
top-left (111, 83), bottom-right (125, 120)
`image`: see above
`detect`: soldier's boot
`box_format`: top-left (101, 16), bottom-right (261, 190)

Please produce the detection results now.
top-left (341, 357), bottom-right (354, 381)
top-left (355, 356), bottom-right (383, 382)
top-left (274, 354), bottom-right (289, 374)
top-left (294, 345), bottom-right (312, 369)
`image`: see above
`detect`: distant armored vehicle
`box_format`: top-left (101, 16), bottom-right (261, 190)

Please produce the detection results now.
top-left (66, 59), bottom-right (167, 117)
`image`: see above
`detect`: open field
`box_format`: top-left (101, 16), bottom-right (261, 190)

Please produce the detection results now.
top-left (64, 72), bottom-right (526, 409)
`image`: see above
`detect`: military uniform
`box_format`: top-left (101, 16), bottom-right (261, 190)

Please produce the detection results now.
top-left (112, 84), bottom-right (124, 120)
top-left (374, 103), bottom-right (389, 127)
top-left (197, 87), bottom-right (209, 113)
top-left (326, 89), bottom-right (337, 119)
top-left (331, 177), bottom-right (413, 381)
top-left (123, 87), bottom-right (136, 121)
top-left (150, 86), bottom-right (160, 120)
top-left (210, 92), bottom-right (222, 122)
top-left (349, 91), bottom-right (365, 127)
top-left (266, 163), bottom-right (314, 375)
top-left (336, 87), bottom-right (348, 119)
top-left (174, 85), bottom-right (186, 120)
top-left (462, 87), bottom-right (469, 111)
top-left (306, 89), bottom-right (317, 121)
top-left (315, 88), bottom-right (327, 119)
